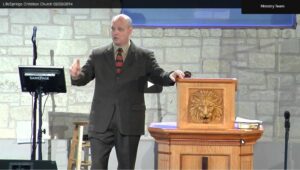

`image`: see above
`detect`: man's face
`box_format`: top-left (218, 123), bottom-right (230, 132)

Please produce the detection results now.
top-left (111, 18), bottom-right (132, 46)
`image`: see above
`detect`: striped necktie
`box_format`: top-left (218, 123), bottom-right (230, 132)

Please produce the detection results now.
top-left (115, 48), bottom-right (124, 74)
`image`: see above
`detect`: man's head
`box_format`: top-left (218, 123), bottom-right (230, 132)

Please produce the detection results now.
top-left (111, 14), bottom-right (133, 46)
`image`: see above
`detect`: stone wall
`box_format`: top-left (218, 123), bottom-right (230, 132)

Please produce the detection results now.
top-left (0, 9), bottom-right (300, 143)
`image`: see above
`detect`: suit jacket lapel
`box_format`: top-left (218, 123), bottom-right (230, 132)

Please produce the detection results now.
top-left (103, 44), bottom-right (116, 73)
top-left (122, 42), bottom-right (136, 72)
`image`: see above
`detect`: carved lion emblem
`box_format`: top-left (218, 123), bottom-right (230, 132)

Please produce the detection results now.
top-left (188, 89), bottom-right (224, 123)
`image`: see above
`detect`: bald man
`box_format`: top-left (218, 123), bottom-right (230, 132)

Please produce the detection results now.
top-left (70, 14), bottom-right (184, 169)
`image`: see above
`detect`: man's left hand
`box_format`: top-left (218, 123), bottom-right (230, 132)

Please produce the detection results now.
top-left (169, 70), bottom-right (185, 82)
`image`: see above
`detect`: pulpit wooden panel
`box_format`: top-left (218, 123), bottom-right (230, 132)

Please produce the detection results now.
top-left (149, 125), bottom-right (263, 170)
top-left (177, 78), bottom-right (237, 129)
top-left (181, 154), bottom-right (230, 170)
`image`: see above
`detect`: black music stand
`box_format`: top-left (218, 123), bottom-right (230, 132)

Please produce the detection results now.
top-left (18, 65), bottom-right (66, 160)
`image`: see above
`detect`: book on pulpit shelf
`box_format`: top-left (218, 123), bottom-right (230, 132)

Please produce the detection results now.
top-left (234, 117), bottom-right (263, 129)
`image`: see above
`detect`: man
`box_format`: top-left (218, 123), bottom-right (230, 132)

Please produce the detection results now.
top-left (69, 14), bottom-right (184, 169)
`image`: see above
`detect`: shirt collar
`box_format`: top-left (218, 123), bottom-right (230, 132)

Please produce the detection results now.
top-left (113, 40), bottom-right (131, 54)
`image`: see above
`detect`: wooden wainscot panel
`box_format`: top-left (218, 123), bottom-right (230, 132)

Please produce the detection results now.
top-left (177, 78), bottom-right (237, 129)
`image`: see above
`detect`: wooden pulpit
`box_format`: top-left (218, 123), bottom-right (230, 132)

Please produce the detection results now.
top-left (148, 78), bottom-right (263, 170)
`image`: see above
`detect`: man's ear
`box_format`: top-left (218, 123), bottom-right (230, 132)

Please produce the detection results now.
top-left (129, 27), bottom-right (133, 35)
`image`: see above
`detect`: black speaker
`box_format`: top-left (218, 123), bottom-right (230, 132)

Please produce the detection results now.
top-left (0, 160), bottom-right (57, 170)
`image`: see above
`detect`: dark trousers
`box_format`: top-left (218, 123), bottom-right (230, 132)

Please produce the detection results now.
top-left (89, 106), bottom-right (141, 170)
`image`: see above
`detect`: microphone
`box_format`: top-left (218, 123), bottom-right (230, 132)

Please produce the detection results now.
top-left (50, 50), bottom-right (54, 66)
top-left (32, 26), bottom-right (37, 65)
top-left (284, 111), bottom-right (290, 129)
top-left (32, 26), bottom-right (37, 43)
top-left (284, 110), bottom-right (290, 170)
top-left (184, 71), bottom-right (192, 78)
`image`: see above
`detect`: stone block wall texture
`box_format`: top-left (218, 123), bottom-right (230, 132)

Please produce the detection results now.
top-left (0, 9), bottom-right (300, 143)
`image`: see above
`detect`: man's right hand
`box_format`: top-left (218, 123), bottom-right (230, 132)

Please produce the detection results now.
top-left (69, 58), bottom-right (81, 78)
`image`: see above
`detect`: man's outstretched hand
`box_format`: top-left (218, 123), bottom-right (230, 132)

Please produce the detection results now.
top-left (69, 58), bottom-right (81, 78)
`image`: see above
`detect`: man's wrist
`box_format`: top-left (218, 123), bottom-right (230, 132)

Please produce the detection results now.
top-left (169, 71), bottom-right (175, 82)
top-left (71, 75), bottom-right (80, 80)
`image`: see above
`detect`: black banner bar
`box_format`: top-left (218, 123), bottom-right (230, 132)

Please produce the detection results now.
top-left (2, 0), bottom-right (298, 13)
top-left (242, 0), bottom-right (299, 14)
top-left (0, 0), bottom-right (241, 8)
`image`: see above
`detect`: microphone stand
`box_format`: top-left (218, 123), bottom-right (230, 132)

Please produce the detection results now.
top-left (284, 111), bottom-right (290, 170)
top-left (37, 87), bottom-right (44, 161)
top-left (31, 26), bottom-right (38, 161)
top-left (30, 26), bottom-right (44, 161)
top-left (50, 50), bottom-right (56, 113)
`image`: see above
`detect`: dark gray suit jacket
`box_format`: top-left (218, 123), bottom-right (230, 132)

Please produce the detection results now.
top-left (71, 41), bottom-right (174, 135)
